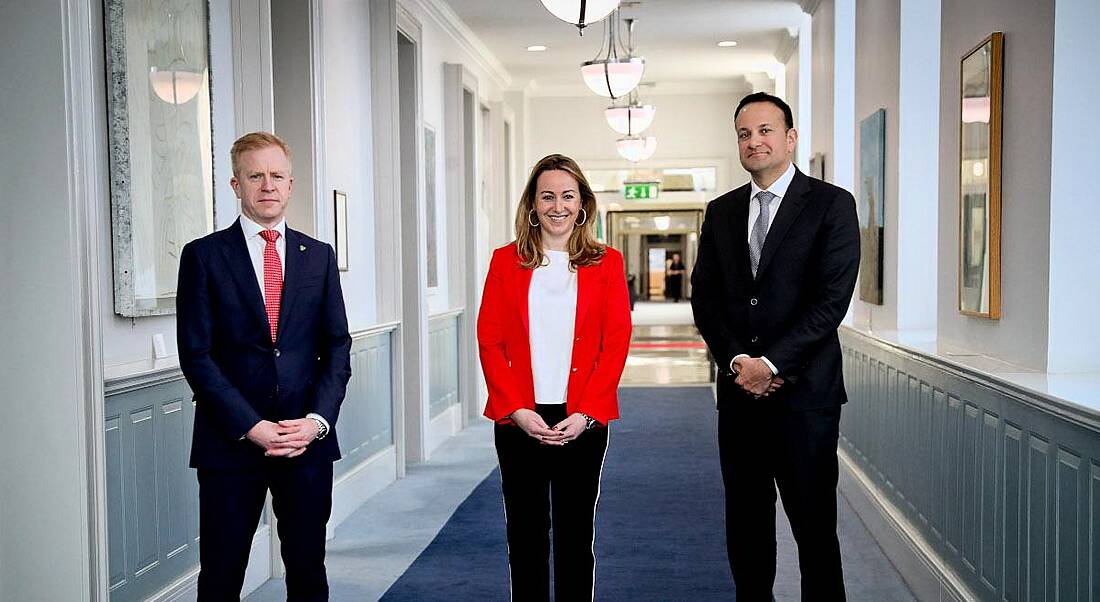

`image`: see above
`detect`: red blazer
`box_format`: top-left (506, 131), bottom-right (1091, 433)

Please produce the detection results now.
top-left (478, 243), bottom-right (632, 425)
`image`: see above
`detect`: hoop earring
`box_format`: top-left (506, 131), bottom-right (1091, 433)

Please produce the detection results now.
top-left (575, 208), bottom-right (588, 226)
top-left (528, 210), bottom-right (540, 228)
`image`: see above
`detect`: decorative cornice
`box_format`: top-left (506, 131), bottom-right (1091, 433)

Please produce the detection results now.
top-left (775, 32), bottom-right (799, 64)
top-left (401, 0), bottom-right (513, 92)
top-left (800, 0), bottom-right (823, 17)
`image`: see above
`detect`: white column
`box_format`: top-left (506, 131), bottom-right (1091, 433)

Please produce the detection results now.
top-left (1047, 0), bottom-right (1100, 372)
top-left (797, 11), bottom-right (813, 171)
top-left (833, 0), bottom-right (856, 324)
top-left (895, 0), bottom-right (940, 334)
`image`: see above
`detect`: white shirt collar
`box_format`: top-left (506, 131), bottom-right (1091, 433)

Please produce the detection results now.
top-left (239, 214), bottom-right (286, 239)
top-left (750, 162), bottom-right (796, 201)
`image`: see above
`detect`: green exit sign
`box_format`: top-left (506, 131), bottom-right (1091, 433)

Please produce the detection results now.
top-left (623, 182), bottom-right (659, 200)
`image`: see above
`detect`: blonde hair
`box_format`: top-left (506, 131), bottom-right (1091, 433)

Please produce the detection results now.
top-left (514, 154), bottom-right (605, 270)
top-left (230, 131), bottom-right (292, 176)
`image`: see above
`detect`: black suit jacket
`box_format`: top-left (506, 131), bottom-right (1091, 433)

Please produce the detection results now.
top-left (177, 219), bottom-right (352, 469)
top-left (692, 169), bottom-right (859, 411)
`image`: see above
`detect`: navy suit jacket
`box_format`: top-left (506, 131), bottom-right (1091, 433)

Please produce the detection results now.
top-left (177, 219), bottom-right (352, 469)
top-left (691, 169), bottom-right (860, 411)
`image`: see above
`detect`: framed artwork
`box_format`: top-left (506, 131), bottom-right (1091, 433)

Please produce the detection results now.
top-left (958, 32), bottom-right (1003, 319)
top-left (858, 108), bottom-right (886, 305)
top-left (334, 190), bottom-right (349, 271)
top-left (424, 125), bottom-right (439, 288)
top-left (105, 0), bottom-right (215, 316)
top-left (809, 153), bottom-right (826, 181)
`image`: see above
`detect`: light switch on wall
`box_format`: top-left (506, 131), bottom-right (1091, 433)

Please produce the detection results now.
top-left (153, 333), bottom-right (168, 359)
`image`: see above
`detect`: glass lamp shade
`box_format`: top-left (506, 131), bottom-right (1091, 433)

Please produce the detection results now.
top-left (616, 136), bottom-right (657, 162)
top-left (581, 58), bottom-right (644, 99)
top-left (540, 0), bottom-right (620, 30)
top-left (150, 67), bottom-right (204, 104)
top-left (605, 104), bottom-right (655, 136)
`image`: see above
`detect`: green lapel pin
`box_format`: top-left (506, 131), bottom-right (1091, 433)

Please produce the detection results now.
top-left (299, 244), bottom-right (306, 252)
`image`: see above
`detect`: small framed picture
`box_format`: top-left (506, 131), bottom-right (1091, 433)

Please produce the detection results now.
top-left (334, 190), bottom-right (349, 271)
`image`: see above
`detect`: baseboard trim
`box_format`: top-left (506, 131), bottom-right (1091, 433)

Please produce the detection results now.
top-left (329, 446), bottom-right (399, 538)
top-left (426, 404), bottom-right (461, 458)
top-left (147, 525), bottom-right (271, 602)
top-left (837, 449), bottom-right (976, 602)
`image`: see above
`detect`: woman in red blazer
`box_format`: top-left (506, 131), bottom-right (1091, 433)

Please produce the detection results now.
top-left (478, 154), bottom-right (632, 601)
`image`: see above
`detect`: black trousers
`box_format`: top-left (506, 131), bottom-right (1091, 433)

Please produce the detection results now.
top-left (495, 404), bottom-right (609, 601)
top-left (196, 459), bottom-right (334, 602)
top-left (718, 402), bottom-right (846, 602)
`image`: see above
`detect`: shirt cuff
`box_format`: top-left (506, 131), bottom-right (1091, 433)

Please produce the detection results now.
top-left (306, 412), bottom-right (330, 434)
top-left (730, 354), bottom-right (779, 376)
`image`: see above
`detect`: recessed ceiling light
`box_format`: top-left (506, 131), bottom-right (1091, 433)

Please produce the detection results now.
top-left (527, 45), bottom-right (548, 52)
top-left (717, 40), bottom-right (738, 48)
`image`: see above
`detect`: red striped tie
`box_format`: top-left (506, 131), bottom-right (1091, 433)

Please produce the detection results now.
top-left (259, 229), bottom-right (282, 342)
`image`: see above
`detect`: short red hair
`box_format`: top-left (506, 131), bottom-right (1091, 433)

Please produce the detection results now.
top-left (230, 131), bottom-right (292, 176)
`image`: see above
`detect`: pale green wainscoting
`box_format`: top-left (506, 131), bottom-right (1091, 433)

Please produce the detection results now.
top-left (839, 328), bottom-right (1099, 601)
top-left (105, 327), bottom-right (396, 601)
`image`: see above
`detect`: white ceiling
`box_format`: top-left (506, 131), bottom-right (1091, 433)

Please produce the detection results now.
top-left (440, 0), bottom-right (806, 95)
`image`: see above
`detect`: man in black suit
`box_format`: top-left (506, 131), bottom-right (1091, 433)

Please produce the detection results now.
top-left (177, 132), bottom-right (352, 600)
top-left (692, 93), bottom-right (860, 600)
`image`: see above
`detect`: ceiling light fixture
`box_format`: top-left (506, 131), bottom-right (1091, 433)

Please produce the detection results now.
top-left (605, 89), bottom-right (655, 136)
top-left (527, 45), bottom-right (548, 52)
top-left (149, 11), bottom-right (206, 105)
top-left (717, 40), bottom-right (738, 47)
top-left (540, 0), bottom-right (620, 35)
top-left (616, 135), bottom-right (657, 162)
top-left (580, 10), bottom-right (644, 99)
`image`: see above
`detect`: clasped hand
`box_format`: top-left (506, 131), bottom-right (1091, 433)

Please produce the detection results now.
top-left (510, 408), bottom-right (587, 445)
top-left (246, 418), bottom-right (320, 458)
top-left (733, 357), bottom-right (785, 399)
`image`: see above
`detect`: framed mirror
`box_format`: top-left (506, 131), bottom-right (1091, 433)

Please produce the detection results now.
top-left (958, 32), bottom-right (1003, 319)
top-left (105, 0), bottom-right (215, 317)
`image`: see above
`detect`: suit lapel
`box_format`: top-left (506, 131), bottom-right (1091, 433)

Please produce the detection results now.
top-left (516, 260), bottom-right (534, 336)
top-left (755, 170), bottom-right (810, 279)
top-left (574, 261), bottom-right (594, 334)
top-left (730, 187), bottom-right (753, 279)
top-left (219, 219), bottom-right (269, 331)
top-left (277, 228), bottom-right (305, 339)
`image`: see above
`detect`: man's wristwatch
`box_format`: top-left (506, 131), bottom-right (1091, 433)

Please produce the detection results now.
top-left (581, 413), bottom-right (598, 430)
top-left (309, 416), bottom-right (329, 440)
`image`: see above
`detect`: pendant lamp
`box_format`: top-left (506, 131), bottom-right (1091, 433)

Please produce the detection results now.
top-left (616, 135), bottom-right (657, 163)
top-left (605, 90), bottom-right (655, 136)
top-left (580, 11), bottom-right (644, 99)
top-left (540, 0), bottom-right (620, 34)
top-left (149, 11), bottom-right (206, 105)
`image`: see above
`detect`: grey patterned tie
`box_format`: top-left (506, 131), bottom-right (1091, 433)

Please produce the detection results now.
top-left (749, 191), bottom-right (776, 277)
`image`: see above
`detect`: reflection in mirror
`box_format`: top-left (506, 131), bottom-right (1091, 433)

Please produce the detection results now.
top-left (958, 33), bottom-right (1002, 319)
top-left (107, 0), bottom-right (215, 317)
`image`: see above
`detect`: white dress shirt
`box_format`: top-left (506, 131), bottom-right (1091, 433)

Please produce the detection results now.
top-left (528, 250), bottom-right (578, 405)
top-left (732, 162), bottom-right (797, 377)
top-left (238, 214), bottom-right (330, 435)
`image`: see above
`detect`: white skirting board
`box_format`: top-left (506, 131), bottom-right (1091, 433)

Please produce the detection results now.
top-left (837, 449), bottom-right (976, 602)
top-left (148, 525), bottom-right (272, 602)
top-left (426, 404), bottom-right (461, 459)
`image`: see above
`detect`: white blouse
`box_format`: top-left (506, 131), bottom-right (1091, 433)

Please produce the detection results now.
top-left (528, 250), bottom-right (578, 405)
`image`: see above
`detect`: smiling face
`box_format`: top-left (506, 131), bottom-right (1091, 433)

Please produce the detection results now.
top-left (534, 169), bottom-right (582, 245)
top-left (230, 145), bottom-right (293, 228)
top-left (735, 101), bottom-right (797, 186)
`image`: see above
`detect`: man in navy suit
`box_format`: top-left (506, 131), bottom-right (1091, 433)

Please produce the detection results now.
top-left (692, 93), bottom-right (860, 600)
top-left (177, 132), bottom-right (351, 601)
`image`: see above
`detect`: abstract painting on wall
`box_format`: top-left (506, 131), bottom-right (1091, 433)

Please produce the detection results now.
top-left (858, 108), bottom-right (886, 305)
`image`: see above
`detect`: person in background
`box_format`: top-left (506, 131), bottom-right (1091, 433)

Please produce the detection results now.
top-left (665, 251), bottom-right (686, 302)
top-left (477, 154), bottom-right (632, 601)
top-left (177, 131), bottom-right (352, 601)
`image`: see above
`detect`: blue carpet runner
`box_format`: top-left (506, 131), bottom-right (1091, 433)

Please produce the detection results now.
top-left (381, 386), bottom-right (734, 600)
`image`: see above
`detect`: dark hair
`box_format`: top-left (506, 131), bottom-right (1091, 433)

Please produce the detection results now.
top-left (514, 154), bottom-right (605, 270)
top-left (734, 92), bottom-right (794, 130)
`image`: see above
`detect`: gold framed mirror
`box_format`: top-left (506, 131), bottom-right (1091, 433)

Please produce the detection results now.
top-left (958, 32), bottom-right (1003, 319)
